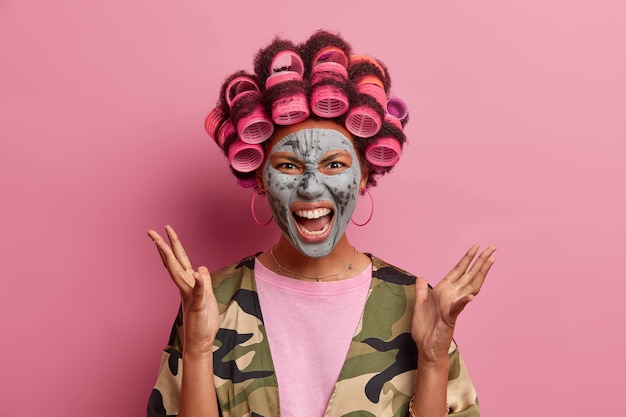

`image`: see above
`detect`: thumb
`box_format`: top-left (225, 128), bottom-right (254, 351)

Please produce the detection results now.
top-left (415, 277), bottom-right (429, 307)
top-left (188, 271), bottom-right (205, 311)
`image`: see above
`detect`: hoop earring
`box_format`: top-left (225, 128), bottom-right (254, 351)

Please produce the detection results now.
top-left (251, 189), bottom-right (273, 226)
top-left (350, 188), bottom-right (374, 226)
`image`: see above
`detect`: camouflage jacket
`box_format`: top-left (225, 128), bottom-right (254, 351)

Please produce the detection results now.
top-left (148, 255), bottom-right (480, 417)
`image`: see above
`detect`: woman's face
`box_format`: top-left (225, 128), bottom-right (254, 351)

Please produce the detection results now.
top-left (260, 120), bottom-right (367, 258)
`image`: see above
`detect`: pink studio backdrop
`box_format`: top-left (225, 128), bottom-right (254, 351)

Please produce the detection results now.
top-left (1, 0), bottom-right (624, 415)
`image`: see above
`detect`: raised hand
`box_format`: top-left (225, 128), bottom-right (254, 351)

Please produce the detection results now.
top-left (412, 244), bottom-right (496, 365)
top-left (148, 225), bottom-right (220, 354)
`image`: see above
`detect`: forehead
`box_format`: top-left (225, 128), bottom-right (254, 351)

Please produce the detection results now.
top-left (271, 128), bottom-right (356, 160)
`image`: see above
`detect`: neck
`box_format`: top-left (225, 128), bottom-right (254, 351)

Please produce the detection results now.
top-left (269, 234), bottom-right (358, 280)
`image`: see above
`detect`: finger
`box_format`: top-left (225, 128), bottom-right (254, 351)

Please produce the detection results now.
top-left (449, 294), bottom-right (474, 319)
top-left (414, 277), bottom-right (429, 307)
top-left (445, 244), bottom-right (480, 282)
top-left (458, 254), bottom-right (496, 296)
top-left (189, 271), bottom-right (206, 311)
top-left (466, 246), bottom-right (497, 277)
top-left (165, 225), bottom-right (193, 271)
top-left (147, 230), bottom-right (169, 267)
top-left (149, 230), bottom-right (192, 288)
top-left (197, 266), bottom-right (213, 288)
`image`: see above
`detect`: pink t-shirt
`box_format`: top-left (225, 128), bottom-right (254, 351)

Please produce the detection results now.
top-left (254, 258), bottom-right (372, 417)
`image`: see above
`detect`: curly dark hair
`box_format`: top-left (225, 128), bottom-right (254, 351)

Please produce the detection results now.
top-left (205, 29), bottom-right (409, 189)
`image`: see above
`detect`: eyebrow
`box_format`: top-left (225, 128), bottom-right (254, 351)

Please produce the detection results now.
top-left (319, 151), bottom-right (350, 165)
top-left (271, 153), bottom-right (303, 164)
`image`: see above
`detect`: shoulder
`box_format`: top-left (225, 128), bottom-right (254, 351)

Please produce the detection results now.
top-left (211, 254), bottom-right (257, 285)
top-left (210, 255), bottom-right (259, 305)
top-left (369, 254), bottom-right (417, 286)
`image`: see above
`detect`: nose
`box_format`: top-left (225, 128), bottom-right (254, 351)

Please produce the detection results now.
top-left (297, 171), bottom-right (325, 199)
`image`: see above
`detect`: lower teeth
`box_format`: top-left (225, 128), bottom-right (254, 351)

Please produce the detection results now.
top-left (297, 223), bottom-right (330, 236)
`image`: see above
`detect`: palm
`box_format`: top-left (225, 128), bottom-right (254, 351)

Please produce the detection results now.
top-left (411, 244), bottom-right (496, 363)
top-left (148, 225), bottom-right (220, 353)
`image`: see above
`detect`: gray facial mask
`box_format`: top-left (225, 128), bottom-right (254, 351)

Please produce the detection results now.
top-left (262, 128), bottom-right (362, 258)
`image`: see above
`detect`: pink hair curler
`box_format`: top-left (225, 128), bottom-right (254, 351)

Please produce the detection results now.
top-left (357, 83), bottom-right (387, 108)
top-left (270, 50), bottom-right (305, 78)
top-left (228, 140), bottom-right (265, 173)
top-left (271, 94), bottom-right (310, 125)
top-left (237, 177), bottom-right (259, 188)
top-left (204, 107), bottom-right (225, 140)
top-left (237, 104), bottom-right (274, 144)
top-left (265, 71), bottom-right (309, 125)
top-left (365, 137), bottom-right (401, 167)
top-left (310, 62), bottom-right (348, 84)
top-left (309, 62), bottom-right (350, 117)
top-left (386, 97), bottom-right (408, 121)
top-left (345, 105), bottom-right (382, 138)
top-left (216, 120), bottom-right (235, 148)
top-left (384, 114), bottom-right (403, 131)
top-left (312, 46), bottom-right (349, 68)
top-left (310, 85), bottom-right (349, 118)
top-left (226, 76), bottom-right (260, 108)
top-left (265, 71), bottom-right (301, 88)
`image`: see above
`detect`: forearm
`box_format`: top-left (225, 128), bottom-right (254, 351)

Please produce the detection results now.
top-left (410, 359), bottom-right (449, 417)
top-left (178, 351), bottom-right (219, 417)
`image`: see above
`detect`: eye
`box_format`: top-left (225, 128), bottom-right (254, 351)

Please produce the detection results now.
top-left (269, 152), bottom-right (305, 174)
top-left (327, 161), bottom-right (344, 169)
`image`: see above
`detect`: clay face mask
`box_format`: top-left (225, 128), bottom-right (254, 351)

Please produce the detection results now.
top-left (262, 128), bottom-right (362, 258)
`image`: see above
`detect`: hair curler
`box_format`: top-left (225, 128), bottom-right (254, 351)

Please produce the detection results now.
top-left (204, 107), bottom-right (225, 141)
top-left (386, 97), bottom-right (408, 121)
top-left (265, 70), bottom-right (309, 125)
top-left (228, 140), bottom-right (265, 173)
top-left (226, 76), bottom-right (260, 108)
top-left (309, 62), bottom-right (350, 118)
top-left (313, 46), bottom-right (349, 68)
top-left (365, 137), bottom-right (402, 167)
top-left (345, 105), bottom-right (382, 138)
top-left (236, 103), bottom-right (274, 143)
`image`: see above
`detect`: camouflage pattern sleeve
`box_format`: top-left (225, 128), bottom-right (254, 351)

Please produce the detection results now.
top-left (147, 306), bottom-right (184, 417)
top-left (446, 340), bottom-right (480, 416)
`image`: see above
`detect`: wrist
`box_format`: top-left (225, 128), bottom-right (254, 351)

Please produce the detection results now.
top-left (417, 356), bottom-right (449, 372)
top-left (183, 339), bottom-right (215, 358)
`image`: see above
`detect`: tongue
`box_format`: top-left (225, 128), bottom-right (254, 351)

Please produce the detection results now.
top-left (297, 215), bottom-right (331, 232)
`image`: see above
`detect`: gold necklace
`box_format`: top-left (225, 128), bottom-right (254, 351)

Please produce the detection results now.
top-left (269, 245), bottom-right (358, 282)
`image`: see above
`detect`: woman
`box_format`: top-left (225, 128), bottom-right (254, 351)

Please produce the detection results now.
top-left (147, 30), bottom-right (496, 417)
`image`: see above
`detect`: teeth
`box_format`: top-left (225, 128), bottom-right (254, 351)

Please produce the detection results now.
top-left (296, 222), bottom-right (330, 236)
top-left (294, 208), bottom-right (331, 219)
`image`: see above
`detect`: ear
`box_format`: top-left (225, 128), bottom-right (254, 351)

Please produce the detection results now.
top-left (256, 168), bottom-right (264, 190)
top-left (359, 167), bottom-right (368, 191)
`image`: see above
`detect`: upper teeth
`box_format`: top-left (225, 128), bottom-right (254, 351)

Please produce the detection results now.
top-left (295, 208), bottom-right (331, 219)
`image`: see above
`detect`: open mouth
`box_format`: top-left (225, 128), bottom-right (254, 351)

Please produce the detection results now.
top-left (293, 207), bottom-right (334, 238)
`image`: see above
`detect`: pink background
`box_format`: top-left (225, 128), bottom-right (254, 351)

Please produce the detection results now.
top-left (1, 0), bottom-right (624, 415)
